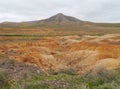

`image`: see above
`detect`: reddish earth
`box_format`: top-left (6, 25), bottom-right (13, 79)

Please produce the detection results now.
top-left (0, 34), bottom-right (120, 73)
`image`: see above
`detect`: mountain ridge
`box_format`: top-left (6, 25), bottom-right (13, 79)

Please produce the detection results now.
top-left (38, 13), bottom-right (84, 24)
top-left (0, 13), bottom-right (120, 28)
top-left (0, 13), bottom-right (91, 27)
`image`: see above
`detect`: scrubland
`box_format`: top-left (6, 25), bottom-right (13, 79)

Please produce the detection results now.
top-left (0, 34), bottom-right (120, 89)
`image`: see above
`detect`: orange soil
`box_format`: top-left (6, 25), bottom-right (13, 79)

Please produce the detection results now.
top-left (0, 34), bottom-right (120, 73)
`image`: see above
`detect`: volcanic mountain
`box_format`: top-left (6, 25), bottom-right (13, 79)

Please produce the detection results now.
top-left (0, 13), bottom-right (88, 28)
top-left (0, 13), bottom-right (120, 28)
top-left (38, 13), bottom-right (83, 24)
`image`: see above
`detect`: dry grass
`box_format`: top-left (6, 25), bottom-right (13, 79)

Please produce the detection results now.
top-left (0, 34), bottom-right (120, 73)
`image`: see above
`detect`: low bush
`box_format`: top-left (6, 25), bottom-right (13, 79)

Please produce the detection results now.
top-left (0, 71), bottom-right (11, 89)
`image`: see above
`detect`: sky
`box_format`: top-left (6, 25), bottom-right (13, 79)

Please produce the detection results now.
top-left (0, 0), bottom-right (120, 23)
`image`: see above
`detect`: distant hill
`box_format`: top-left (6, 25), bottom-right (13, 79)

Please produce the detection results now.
top-left (0, 13), bottom-right (120, 29)
top-left (39, 13), bottom-right (83, 24)
top-left (0, 13), bottom-right (91, 28)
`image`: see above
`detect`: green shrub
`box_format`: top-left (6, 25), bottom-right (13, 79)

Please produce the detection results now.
top-left (83, 68), bottom-right (118, 89)
top-left (0, 72), bottom-right (11, 89)
top-left (24, 83), bottom-right (50, 89)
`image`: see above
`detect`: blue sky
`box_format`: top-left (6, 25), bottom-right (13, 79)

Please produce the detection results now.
top-left (0, 0), bottom-right (120, 22)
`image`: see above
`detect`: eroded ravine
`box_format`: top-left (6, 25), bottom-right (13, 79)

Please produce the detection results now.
top-left (0, 34), bottom-right (120, 73)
